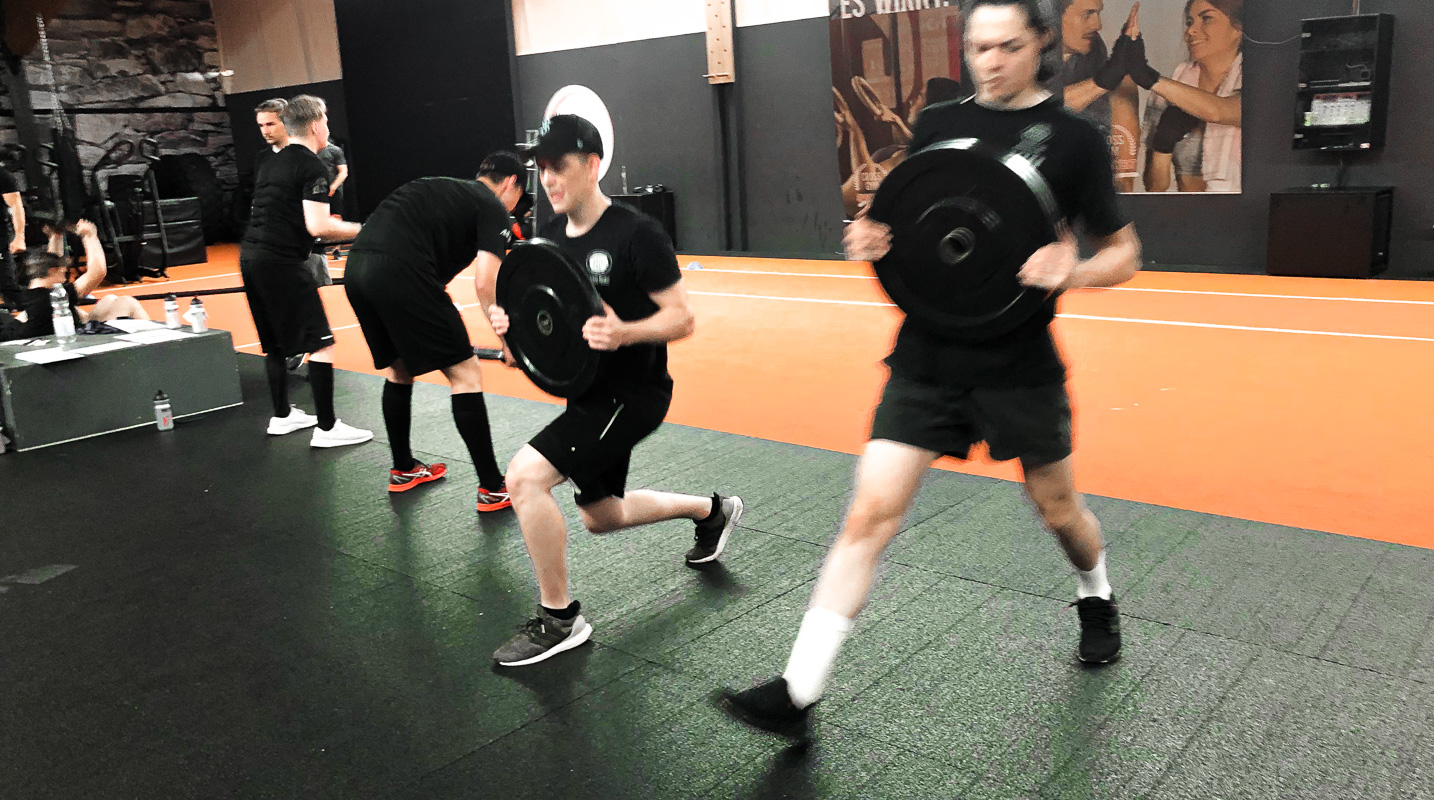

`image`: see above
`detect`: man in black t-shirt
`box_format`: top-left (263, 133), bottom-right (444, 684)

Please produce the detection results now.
top-left (1, 166), bottom-right (25, 308)
top-left (720, 0), bottom-right (1144, 738)
top-left (343, 154), bottom-right (528, 508)
top-left (486, 115), bottom-right (743, 668)
top-left (240, 94), bottom-right (370, 448)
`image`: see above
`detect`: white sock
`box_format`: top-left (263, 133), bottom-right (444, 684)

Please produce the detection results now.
top-left (781, 606), bottom-right (853, 709)
top-left (1076, 550), bottom-right (1113, 599)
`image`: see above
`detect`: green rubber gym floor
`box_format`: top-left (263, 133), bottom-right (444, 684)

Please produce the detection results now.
top-left (3, 357), bottom-right (1431, 799)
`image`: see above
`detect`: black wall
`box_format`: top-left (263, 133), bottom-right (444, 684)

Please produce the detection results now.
top-left (514, 19), bottom-right (846, 256)
top-left (226, 79), bottom-right (357, 221)
top-left (333, 0), bottom-right (518, 218)
top-left (511, 2), bottom-right (1434, 276)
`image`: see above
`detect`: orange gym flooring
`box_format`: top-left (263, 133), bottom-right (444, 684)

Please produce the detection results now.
top-left (96, 244), bottom-right (1434, 550)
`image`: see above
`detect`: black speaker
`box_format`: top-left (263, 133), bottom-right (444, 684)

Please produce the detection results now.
top-left (1267, 187), bottom-right (1393, 278)
top-left (1293, 14), bottom-right (1394, 152)
top-left (613, 191), bottom-right (678, 250)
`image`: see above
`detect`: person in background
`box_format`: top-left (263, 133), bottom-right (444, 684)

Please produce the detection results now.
top-left (2, 221), bottom-right (147, 341)
top-left (1, 164), bottom-right (26, 309)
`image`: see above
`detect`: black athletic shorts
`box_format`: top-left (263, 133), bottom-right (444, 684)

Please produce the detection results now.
top-left (870, 371), bottom-right (1073, 470)
top-left (239, 255), bottom-right (334, 357)
top-left (343, 251), bottom-right (473, 376)
top-left (529, 389), bottom-right (671, 506)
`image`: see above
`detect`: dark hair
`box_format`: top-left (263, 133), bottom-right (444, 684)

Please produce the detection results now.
top-left (1185, 0), bottom-right (1243, 30)
top-left (966, 0), bottom-right (1061, 82)
top-left (19, 249), bottom-right (66, 283)
top-left (478, 150), bottom-right (525, 182)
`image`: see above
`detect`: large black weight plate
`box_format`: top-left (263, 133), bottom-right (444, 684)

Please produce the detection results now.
top-left (868, 138), bottom-right (1061, 341)
top-left (497, 239), bottom-right (603, 398)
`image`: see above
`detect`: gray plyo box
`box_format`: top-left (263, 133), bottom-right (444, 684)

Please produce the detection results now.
top-left (0, 330), bottom-right (243, 452)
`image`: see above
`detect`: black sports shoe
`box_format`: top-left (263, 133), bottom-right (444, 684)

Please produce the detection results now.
top-left (285, 353), bottom-right (305, 373)
top-left (493, 605), bottom-right (593, 667)
top-left (686, 494), bottom-right (743, 565)
top-left (1073, 594), bottom-right (1122, 664)
top-left (717, 677), bottom-right (812, 739)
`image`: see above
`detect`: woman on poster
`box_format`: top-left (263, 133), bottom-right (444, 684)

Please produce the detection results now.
top-left (1129, 0), bottom-right (1244, 192)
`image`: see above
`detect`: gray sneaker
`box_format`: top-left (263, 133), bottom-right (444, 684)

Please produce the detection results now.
top-left (686, 494), bottom-right (743, 565)
top-left (493, 605), bottom-right (593, 667)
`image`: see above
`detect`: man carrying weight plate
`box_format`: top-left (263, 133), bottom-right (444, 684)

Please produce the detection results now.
top-left (718, 0), bottom-right (1144, 738)
top-left (487, 115), bottom-right (744, 667)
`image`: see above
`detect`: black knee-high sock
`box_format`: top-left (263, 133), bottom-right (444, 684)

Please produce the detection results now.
top-left (264, 354), bottom-right (290, 418)
top-left (309, 361), bottom-right (336, 430)
top-left (383, 381), bottom-right (415, 471)
top-left (451, 392), bottom-right (503, 490)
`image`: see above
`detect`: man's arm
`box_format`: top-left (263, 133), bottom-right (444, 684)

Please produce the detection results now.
top-left (583, 281), bottom-right (695, 351)
top-left (303, 200), bottom-right (360, 240)
top-left (1068, 225), bottom-right (1141, 289)
top-left (71, 221), bottom-right (108, 297)
top-left (330, 164), bottom-right (349, 194)
top-left (1062, 79), bottom-right (1109, 113)
top-left (4, 192), bottom-right (24, 253)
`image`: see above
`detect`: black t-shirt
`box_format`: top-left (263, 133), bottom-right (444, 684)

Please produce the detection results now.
top-left (539, 203), bottom-right (682, 399)
top-left (886, 96), bottom-right (1127, 388)
top-left (16, 282), bottom-right (80, 338)
top-left (242, 144), bottom-right (329, 262)
top-left (351, 177), bottom-right (511, 285)
top-left (1047, 39), bottom-right (1113, 135)
top-left (0, 168), bottom-right (18, 241)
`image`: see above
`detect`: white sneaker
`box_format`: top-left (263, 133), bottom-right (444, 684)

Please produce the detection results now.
top-left (310, 419), bottom-right (373, 448)
top-left (267, 407), bottom-right (318, 435)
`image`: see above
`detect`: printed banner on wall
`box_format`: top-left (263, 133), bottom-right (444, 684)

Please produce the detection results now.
top-left (830, 0), bottom-right (1244, 214)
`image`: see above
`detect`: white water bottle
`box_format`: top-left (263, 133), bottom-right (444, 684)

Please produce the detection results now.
top-left (188, 297), bottom-right (208, 333)
top-left (164, 294), bottom-right (181, 329)
top-left (50, 285), bottom-right (76, 344)
top-left (154, 390), bottom-right (174, 431)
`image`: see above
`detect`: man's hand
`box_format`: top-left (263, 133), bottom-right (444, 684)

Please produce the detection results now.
top-left (582, 304), bottom-right (626, 351)
top-left (72, 220), bottom-right (98, 240)
top-left (9, 236), bottom-right (23, 254)
top-left (488, 304), bottom-right (510, 337)
top-left (844, 213), bottom-right (892, 263)
top-left (1017, 230), bottom-right (1079, 291)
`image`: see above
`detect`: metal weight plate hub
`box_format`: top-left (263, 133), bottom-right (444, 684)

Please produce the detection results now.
top-left (496, 239), bottom-right (604, 398)
top-left (867, 138), bottom-right (1062, 341)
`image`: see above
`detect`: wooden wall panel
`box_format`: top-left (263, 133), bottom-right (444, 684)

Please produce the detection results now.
top-left (211, 0), bottom-right (342, 94)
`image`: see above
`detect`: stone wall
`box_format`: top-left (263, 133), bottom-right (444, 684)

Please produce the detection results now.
top-left (0, 0), bottom-right (236, 197)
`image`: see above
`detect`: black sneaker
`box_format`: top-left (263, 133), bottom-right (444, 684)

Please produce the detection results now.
top-left (686, 494), bottom-right (743, 565)
top-left (1073, 594), bottom-right (1122, 664)
top-left (285, 353), bottom-right (305, 373)
top-left (493, 605), bottom-right (593, 667)
top-left (717, 677), bottom-right (812, 739)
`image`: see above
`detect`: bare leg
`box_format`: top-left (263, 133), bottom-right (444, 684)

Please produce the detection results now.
top-left (577, 490), bottom-right (712, 534)
top-left (507, 444), bottom-right (573, 609)
top-left (809, 440), bottom-right (936, 618)
top-left (1022, 456), bottom-right (1102, 571)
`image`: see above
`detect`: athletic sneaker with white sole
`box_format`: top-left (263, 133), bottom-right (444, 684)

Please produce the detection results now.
top-left (310, 420), bottom-right (374, 448)
top-left (686, 494), bottom-right (743, 564)
top-left (493, 605), bottom-right (593, 667)
top-left (267, 407), bottom-right (319, 436)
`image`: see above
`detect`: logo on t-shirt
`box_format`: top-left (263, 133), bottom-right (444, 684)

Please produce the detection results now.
top-left (1012, 123), bottom-right (1053, 168)
top-left (311, 177), bottom-right (330, 197)
top-left (586, 250), bottom-right (613, 285)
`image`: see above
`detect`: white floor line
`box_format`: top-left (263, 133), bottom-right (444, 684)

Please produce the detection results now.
top-left (684, 267), bottom-right (1434, 306)
top-left (686, 290), bottom-right (1434, 343)
top-left (94, 272), bottom-right (241, 294)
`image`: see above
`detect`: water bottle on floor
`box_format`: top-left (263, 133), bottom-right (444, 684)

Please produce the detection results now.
top-left (154, 391), bottom-right (173, 431)
top-left (50, 285), bottom-right (76, 344)
top-left (164, 294), bottom-right (181, 329)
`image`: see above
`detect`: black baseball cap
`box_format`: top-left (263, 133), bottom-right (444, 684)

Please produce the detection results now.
top-left (518, 114), bottom-right (604, 165)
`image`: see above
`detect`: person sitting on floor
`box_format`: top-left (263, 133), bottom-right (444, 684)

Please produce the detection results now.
top-left (1, 220), bottom-right (147, 340)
